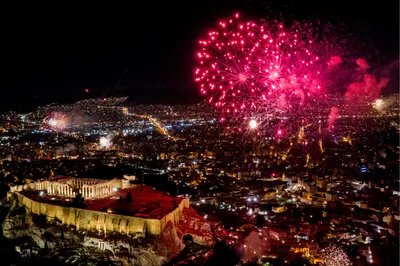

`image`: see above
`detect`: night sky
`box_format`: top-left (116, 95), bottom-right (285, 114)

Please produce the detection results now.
top-left (1, 0), bottom-right (398, 112)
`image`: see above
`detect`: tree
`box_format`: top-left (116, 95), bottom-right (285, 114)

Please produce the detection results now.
top-left (256, 214), bottom-right (265, 228)
top-left (205, 240), bottom-right (240, 266)
top-left (290, 257), bottom-right (310, 266)
top-left (125, 192), bottom-right (133, 203)
top-left (42, 231), bottom-right (53, 250)
top-left (72, 193), bottom-right (85, 207)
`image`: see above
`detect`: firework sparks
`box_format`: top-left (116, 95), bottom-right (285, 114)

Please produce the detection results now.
top-left (249, 119), bottom-right (257, 129)
top-left (373, 99), bottom-right (384, 109)
top-left (99, 135), bottom-right (113, 149)
top-left (44, 113), bottom-right (68, 131)
top-left (194, 13), bottom-right (389, 136)
top-left (321, 244), bottom-right (352, 266)
top-left (372, 96), bottom-right (398, 113)
top-left (193, 12), bottom-right (350, 134)
top-left (194, 13), bottom-right (327, 117)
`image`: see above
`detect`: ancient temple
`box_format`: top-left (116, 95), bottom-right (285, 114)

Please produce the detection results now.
top-left (47, 177), bottom-right (118, 198)
top-left (10, 176), bottom-right (130, 199)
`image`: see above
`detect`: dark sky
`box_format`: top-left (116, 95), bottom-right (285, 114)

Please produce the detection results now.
top-left (0, 0), bottom-right (398, 112)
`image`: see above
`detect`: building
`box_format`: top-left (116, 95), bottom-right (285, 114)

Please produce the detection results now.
top-left (10, 176), bottom-right (130, 199)
top-left (8, 177), bottom-right (190, 236)
top-left (263, 189), bottom-right (277, 201)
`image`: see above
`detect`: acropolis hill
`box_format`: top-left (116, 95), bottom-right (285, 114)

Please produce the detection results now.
top-left (8, 176), bottom-right (189, 236)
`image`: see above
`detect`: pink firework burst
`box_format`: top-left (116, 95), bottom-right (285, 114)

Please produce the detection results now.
top-left (194, 13), bottom-right (329, 121)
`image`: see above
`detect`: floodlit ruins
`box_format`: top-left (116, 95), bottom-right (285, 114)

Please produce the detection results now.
top-left (8, 176), bottom-right (189, 235)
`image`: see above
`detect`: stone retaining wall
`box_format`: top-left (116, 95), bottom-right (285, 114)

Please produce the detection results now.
top-left (13, 192), bottom-right (190, 236)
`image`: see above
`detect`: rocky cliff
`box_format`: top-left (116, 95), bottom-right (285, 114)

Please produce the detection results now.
top-left (2, 193), bottom-right (218, 265)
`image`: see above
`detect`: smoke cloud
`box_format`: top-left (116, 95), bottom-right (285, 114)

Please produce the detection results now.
top-left (328, 106), bottom-right (339, 129)
top-left (278, 94), bottom-right (286, 109)
top-left (327, 56), bottom-right (342, 67)
top-left (356, 58), bottom-right (370, 71)
top-left (346, 74), bottom-right (389, 99)
top-left (294, 89), bottom-right (305, 103)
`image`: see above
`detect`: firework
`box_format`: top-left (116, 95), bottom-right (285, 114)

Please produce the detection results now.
top-left (321, 244), bottom-right (352, 266)
top-left (194, 13), bottom-right (389, 134)
top-left (44, 113), bottom-right (68, 131)
top-left (99, 134), bottom-right (113, 149)
top-left (372, 96), bottom-right (398, 113)
top-left (249, 119), bottom-right (257, 129)
top-left (194, 13), bottom-right (331, 127)
top-left (373, 99), bottom-right (384, 109)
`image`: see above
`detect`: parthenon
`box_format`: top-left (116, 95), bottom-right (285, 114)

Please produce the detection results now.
top-left (10, 177), bottom-right (130, 199)
top-left (48, 177), bottom-right (117, 198)
top-left (8, 176), bottom-right (190, 236)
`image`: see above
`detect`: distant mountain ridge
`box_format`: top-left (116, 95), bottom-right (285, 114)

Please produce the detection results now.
top-left (3, 87), bottom-right (202, 113)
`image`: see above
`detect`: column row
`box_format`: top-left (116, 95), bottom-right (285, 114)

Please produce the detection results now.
top-left (48, 183), bottom-right (74, 197)
top-left (95, 184), bottom-right (113, 197)
top-left (73, 179), bottom-right (98, 188)
top-left (36, 181), bottom-right (47, 191)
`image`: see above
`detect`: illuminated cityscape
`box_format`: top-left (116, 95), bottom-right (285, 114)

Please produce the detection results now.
top-left (0, 1), bottom-right (398, 265)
